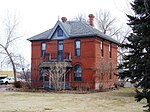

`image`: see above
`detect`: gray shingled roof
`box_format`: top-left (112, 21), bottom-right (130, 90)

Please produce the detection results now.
top-left (28, 29), bottom-right (52, 41)
top-left (28, 20), bottom-right (119, 44)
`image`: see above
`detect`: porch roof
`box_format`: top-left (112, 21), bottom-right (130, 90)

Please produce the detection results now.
top-left (40, 62), bottom-right (72, 68)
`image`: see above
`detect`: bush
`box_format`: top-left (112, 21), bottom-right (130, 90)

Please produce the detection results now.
top-left (13, 81), bottom-right (23, 88)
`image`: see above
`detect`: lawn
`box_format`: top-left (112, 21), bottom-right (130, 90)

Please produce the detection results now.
top-left (0, 88), bottom-right (146, 112)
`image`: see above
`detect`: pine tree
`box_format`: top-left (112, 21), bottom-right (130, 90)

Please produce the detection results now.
top-left (119, 0), bottom-right (150, 111)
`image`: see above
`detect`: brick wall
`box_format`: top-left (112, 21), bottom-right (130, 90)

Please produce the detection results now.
top-left (31, 37), bottom-right (118, 89)
top-left (94, 38), bottom-right (118, 90)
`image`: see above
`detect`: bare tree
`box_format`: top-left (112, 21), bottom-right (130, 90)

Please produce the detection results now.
top-left (95, 10), bottom-right (132, 65)
top-left (95, 9), bottom-right (122, 37)
top-left (75, 13), bottom-right (87, 22)
top-left (15, 54), bottom-right (30, 81)
top-left (94, 58), bottom-right (116, 90)
top-left (0, 12), bottom-right (22, 82)
top-left (75, 11), bottom-right (123, 42)
top-left (117, 27), bottom-right (131, 65)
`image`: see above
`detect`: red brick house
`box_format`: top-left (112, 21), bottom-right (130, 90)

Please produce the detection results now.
top-left (28, 14), bottom-right (118, 90)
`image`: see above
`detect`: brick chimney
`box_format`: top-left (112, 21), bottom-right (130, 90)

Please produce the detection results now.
top-left (61, 17), bottom-right (67, 23)
top-left (88, 14), bottom-right (94, 27)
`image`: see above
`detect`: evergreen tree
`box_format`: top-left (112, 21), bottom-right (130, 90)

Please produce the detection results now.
top-left (119, 0), bottom-right (150, 111)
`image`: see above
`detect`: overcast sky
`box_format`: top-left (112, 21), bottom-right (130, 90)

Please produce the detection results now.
top-left (0, 0), bottom-right (132, 69)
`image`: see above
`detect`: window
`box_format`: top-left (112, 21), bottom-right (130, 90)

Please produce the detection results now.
top-left (58, 41), bottom-right (64, 61)
top-left (74, 65), bottom-right (82, 81)
top-left (75, 40), bottom-right (80, 56)
top-left (41, 42), bottom-right (46, 57)
top-left (109, 43), bottom-right (112, 58)
top-left (57, 27), bottom-right (63, 37)
top-left (58, 41), bottom-right (63, 51)
top-left (40, 68), bottom-right (48, 81)
top-left (100, 41), bottom-right (104, 57)
top-left (109, 63), bottom-right (112, 79)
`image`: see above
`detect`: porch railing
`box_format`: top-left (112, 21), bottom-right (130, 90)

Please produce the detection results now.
top-left (42, 81), bottom-right (70, 89)
top-left (43, 52), bottom-right (72, 62)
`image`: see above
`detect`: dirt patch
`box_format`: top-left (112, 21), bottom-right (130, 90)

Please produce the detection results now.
top-left (0, 84), bottom-right (14, 92)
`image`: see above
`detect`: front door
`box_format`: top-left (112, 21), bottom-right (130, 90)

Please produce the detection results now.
top-left (58, 40), bottom-right (64, 61)
top-left (41, 69), bottom-right (51, 88)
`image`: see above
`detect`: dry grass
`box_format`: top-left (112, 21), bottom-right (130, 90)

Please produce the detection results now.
top-left (0, 88), bottom-right (146, 112)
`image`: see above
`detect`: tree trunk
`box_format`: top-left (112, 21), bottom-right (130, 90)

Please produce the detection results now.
top-left (4, 47), bottom-right (17, 82)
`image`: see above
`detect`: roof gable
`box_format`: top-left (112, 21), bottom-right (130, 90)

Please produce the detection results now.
top-left (48, 21), bottom-right (69, 40)
top-left (50, 25), bottom-right (68, 40)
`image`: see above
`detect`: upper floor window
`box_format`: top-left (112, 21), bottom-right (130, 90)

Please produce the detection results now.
top-left (109, 43), bottom-right (112, 58)
top-left (58, 41), bottom-right (63, 51)
top-left (75, 40), bottom-right (80, 56)
top-left (57, 27), bottom-right (63, 37)
top-left (74, 65), bottom-right (82, 81)
top-left (41, 42), bottom-right (46, 57)
top-left (58, 40), bottom-right (64, 61)
top-left (100, 41), bottom-right (104, 57)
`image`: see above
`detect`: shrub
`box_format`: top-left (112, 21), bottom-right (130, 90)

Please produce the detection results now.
top-left (13, 81), bottom-right (22, 88)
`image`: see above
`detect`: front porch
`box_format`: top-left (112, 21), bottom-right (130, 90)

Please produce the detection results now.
top-left (40, 60), bottom-right (72, 90)
top-left (43, 81), bottom-right (71, 90)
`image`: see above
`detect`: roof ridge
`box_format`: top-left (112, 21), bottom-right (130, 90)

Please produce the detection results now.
top-left (80, 21), bottom-right (97, 35)
top-left (80, 21), bottom-right (119, 44)
top-left (28, 20), bottom-right (119, 44)
top-left (61, 21), bottom-right (72, 36)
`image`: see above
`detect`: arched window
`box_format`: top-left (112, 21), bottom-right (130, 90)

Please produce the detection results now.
top-left (57, 27), bottom-right (63, 37)
top-left (74, 65), bottom-right (82, 81)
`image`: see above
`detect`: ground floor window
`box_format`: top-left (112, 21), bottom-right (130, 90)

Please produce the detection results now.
top-left (74, 65), bottom-right (82, 81)
top-left (109, 63), bottom-right (112, 79)
top-left (40, 68), bottom-right (48, 81)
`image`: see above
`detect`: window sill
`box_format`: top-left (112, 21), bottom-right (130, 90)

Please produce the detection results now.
top-left (74, 56), bottom-right (80, 58)
top-left (73, 80), bottom-right (82, 82)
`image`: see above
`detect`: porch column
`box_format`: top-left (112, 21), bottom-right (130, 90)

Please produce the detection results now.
top-left (69, 69), bottom-right (71, 88)
top-left (63, 72), bottom-right (66, 90)
top-left (57, 72), bottom-right (59, 89)
top-left (43, 72), bottom-right (45, 88)
top-left (49, 75), bottom-right (51, 88)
